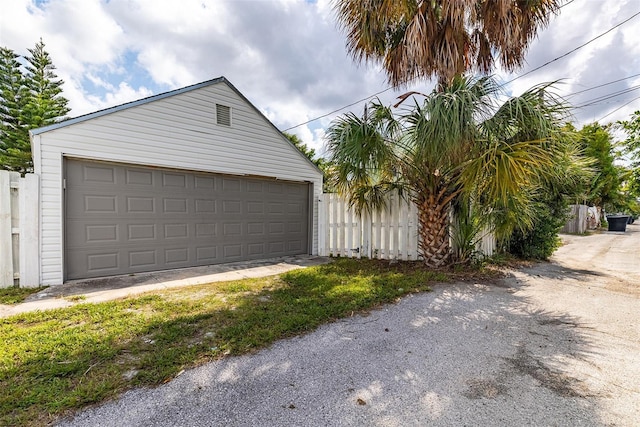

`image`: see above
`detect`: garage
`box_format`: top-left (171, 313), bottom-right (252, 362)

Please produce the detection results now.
top-left (30, 77), bottom-right (323, 285)
top-left (65, 159), bottom-right (310, 279)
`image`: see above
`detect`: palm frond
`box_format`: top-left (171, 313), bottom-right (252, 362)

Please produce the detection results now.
top-left (324, 99), bottom-right (405, 214)
top-left (333, 0), bottom-right (561, 85)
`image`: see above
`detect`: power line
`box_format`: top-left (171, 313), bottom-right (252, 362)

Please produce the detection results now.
top-left (282, 85), bottom-right (397, 132)
top-left (574, 84), bottom-right (640, 109)
top-left (283, 7), bottom-right (640, 132)
top-left (568, 72), bottom-right (640, 97)
top-left (502, 10), bottom-right (640, 86)
top-left (597, 95), bottom-right (640, 122)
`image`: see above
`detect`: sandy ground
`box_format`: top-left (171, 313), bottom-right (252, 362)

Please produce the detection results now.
top-left (509, 227), bottom-right (640, 425)
top-left (57, 228), bottom-right (640, 426)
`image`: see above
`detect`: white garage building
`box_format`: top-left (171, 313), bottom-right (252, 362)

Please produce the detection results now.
top-left (30, 77), bottom-right (323, 285)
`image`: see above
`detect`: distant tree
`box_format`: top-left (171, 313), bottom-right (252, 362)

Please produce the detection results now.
top-left (618, 110), bottom-right (640, 166)
top-left (23, 39), bottom-right (70, 129)
top-left (283, 132), bottom-right (333, 192)
top-left (284, 132), bottom-right (318, 163)
top-left (615, 112), bottom-right (640, 214)
top-left (0, 39), bottom-right (70, 174)
top-left (576, 123), bottom-right (621, 210)
top-left (0, 47), bottom-right (30, 173)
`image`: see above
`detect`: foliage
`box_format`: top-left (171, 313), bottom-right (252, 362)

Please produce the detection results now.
top-left (617, 110), bottom-right (640, 206)
top-left (325, 76), bottom-right (579, 267)
top-left (450, 199), bottom-right (485, 265)
top-left (334, 0), bottom-right (561, 85)
top-left (0, 47), bottom-right (30, 173)
top-left (283, 131), bottom-right (334, 192)
top-left (0, 39), bottom-right (69, 174)
top-left (618, 110), bottom-right (640, 166)
top-left (575, 123), bottom-right (622, 210)
top-left (506, 195), bottom-right (567, 260)
top-left (0, 259), bottom-right (461, 426)
top-left (504, 124), bottom-right (588, 260)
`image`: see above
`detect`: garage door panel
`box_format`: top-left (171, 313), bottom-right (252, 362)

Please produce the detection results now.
top-left (84, 224), bottom-right (119, 243)
top-left (222, 177), bottom-right (242, 192)
top-left (247, 223), bottom-right (265, 235)
top-left (66, 250), bottom-right (123, 278)
top-left (65, 159), bottom-right (309, 280)
top-left (222, 200), bottom-right (242, 214)
top-left (269, 242), bottom-right (285, 253)
top-left (162, 198), bottom-right (188, 213)
top-left (163, 223), bottom-right (189, 239)
top-left (164, 248), bottom-right (189, 264)
top-left (195, 199), bottom-right (216, 214)
top-left (268, 222), bottom-right (285, 234)
top-left (195, 223), bottom-right (217, 237)
top-left (288, 240), bottom-right (303, 252)
top-left (162, 172), bottom-right (187, 188)
top-left (82, 164), bottom-right (116, 183)
top-left (196, 246), bottom-right (218, 263)
top-left (88, 252), bottom-right (120, 271)
top-left (246, 180), bottom-right (263, 192)
top-left (126, 168), bottom-right (154, 185)
top-left (128, 223), bottom-right (156, 241)
top-left (223, 244), bottom-right (243, 259)
top-left (127, 196), bottom-right (155, 213)
top-left (247, 243), bottom-right (265, 256)
top-left (194, 175), bottom-right (215, 189)
top-left (129, 249), bottom-right (157, 268)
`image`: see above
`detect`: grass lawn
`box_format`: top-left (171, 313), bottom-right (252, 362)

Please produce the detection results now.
top-left (0, 258), bottom-right (494, 426)
top-left (0, 286), bottom-right (48, 305)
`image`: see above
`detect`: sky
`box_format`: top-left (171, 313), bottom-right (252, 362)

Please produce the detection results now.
top-left (1, 0), bottom-right (640, 156)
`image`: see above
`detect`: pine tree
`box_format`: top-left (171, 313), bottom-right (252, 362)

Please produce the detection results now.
top-left (0, 39), bottom-right (70, 174)
top-left (23, 39), bottom-right (70, 128)
top-left (0, 47), bottom-right (30, 173)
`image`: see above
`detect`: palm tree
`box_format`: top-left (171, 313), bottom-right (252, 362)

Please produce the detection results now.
top-left (325, 76), bottom-right (578, 267)
top-left (334, 0), bottom-right (562, 86)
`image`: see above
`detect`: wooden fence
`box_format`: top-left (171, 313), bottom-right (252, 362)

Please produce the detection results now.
top-left (0, 171), bottom-right (40, 288)
top-left (318, 193), bottom-right (494, 260)
top-left (561, 204), bottom-right (588, 234)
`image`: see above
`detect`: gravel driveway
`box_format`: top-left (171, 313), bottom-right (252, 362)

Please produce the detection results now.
top-left (58, 228), bottom-right (640, 427)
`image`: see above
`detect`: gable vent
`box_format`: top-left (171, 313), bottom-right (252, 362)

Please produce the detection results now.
top-left (216, 104), bottom-right (231, 126)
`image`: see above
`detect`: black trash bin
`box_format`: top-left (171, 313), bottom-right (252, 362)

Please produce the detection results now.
top-left (607, 215), bottom-right (630, 232)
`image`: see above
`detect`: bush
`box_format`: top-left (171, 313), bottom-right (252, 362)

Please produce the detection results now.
top-left (507, 199), bottom-right (567, 260)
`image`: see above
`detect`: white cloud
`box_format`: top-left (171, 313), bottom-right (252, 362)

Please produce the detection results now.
top-left (64, 80), bottom-right (153, 116)
top-left (1, 0), bottom-right (639, 148)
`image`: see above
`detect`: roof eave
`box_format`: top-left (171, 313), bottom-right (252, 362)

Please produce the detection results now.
top-left (30, 76), bottom-right (227, 136)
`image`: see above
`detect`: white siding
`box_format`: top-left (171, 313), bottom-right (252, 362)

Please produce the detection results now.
top-left (33, 81), bottom-right (323, 285)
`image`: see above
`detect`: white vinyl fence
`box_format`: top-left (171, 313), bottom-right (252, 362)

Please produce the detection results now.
top-left (318, 193), bottom-right (495, 261)
top-left (0, 171), bottom-right (39, 288)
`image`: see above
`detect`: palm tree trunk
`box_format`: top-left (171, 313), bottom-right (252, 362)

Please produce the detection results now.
top-left (415, 189), bottom-right (452, 268)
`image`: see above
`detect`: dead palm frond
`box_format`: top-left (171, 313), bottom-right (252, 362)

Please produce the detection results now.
top-left (333, 0), bottom-right (561, 85)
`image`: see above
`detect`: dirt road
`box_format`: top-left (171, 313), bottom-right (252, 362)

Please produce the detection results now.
top-left (59, 228), bottom-right (640, 427)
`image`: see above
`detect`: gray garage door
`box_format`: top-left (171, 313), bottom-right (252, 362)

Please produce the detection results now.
top-left (65, 159), bottom-right (310, 280)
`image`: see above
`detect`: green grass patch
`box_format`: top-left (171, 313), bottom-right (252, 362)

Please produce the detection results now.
top-left (0, 286), bottom-right (48, 305)
top-left (0, 258), bottom-right (469, 426)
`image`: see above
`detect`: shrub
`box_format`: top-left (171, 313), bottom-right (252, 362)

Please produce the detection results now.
top-left (507, 198), bottom-right (567, 260)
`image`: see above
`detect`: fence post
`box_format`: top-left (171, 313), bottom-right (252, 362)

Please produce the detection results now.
top-left (20, 174), bottom-right (40, 287)
top-left (0, 171), bottom-right (14, 287)
top-left (362, 210), bottom-right (371, 258)
top-left (331, 194), bottom-right (338, 257)
top-left (318, 195), bottom-right (326, 256)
